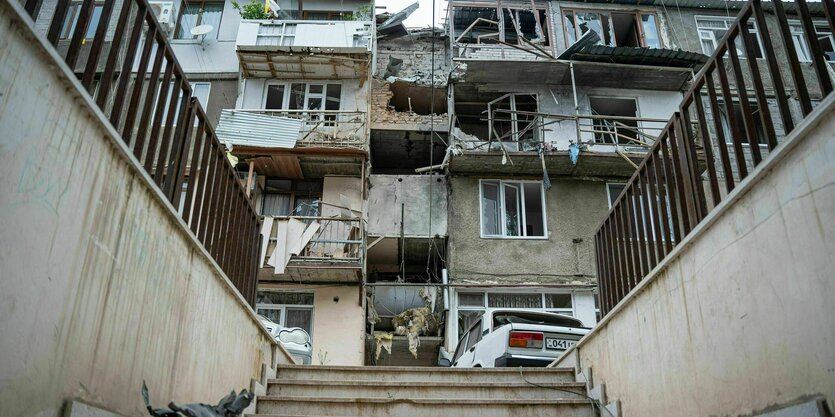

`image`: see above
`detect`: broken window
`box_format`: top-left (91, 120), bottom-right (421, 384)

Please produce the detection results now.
top-left (563, 9), bottom-right (662, 48)
top-left (261, 179), bottom-right (323, 217)
top-left (696, 16), bottom-right (764, 58)
top-left (480, 180), bottom-right (546, 238)
top-left (589, 96), bottom-right (639, 145)
top-left (501, 8), bottom-right (549, 45)
top-left (452, 4), bottom-right (549, 46)
top-left (256, 291), bottom-right (315, 335)
top-left (790, 21), bottom-right (835, 63)
top-left (489, 94), bottom-right (538, 146)
top-left (457, 292), bottom-right (485, 339)
top-left (718, 100), bottom-right (768, 146)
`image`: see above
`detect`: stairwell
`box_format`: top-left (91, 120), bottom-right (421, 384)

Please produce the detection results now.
top-left (252, 365), bottom-right (596, 417)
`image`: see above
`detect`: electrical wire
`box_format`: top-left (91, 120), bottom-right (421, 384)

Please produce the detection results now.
top-left (517, 367), bottom-right (615, 417)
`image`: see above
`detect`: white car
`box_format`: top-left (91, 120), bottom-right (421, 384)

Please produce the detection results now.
top-left (258, 316), bottom-right (313, 364)
top-left (448, 309), bottom-right (589, 368)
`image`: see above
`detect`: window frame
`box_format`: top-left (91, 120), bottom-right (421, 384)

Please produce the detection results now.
top-left (450, 2), bottom-right (551, 46)
top-left (694, 15), bottom-right (765, 59)
top-left (606, 183), bottom-right (627, 209)
top-left (587, 95), bottom-right (642, 145)
top-left (561, 8), bottom-right (664, 49)
top-left (478, 179), bottom-right (548, 240)
top-left (60, 1), bottom-right (106, 40)
top-left (260, 178), bottom-right (323, 217)
top-left (255, 290), bottom-right (315, 336)
top-left (788, 20), bottom-right (835, 63)
top-left (716, 98), bottom-right (769, 148)
top-left (261, 81), bottom-right (343, 112)
top-left (174, 0), bottom-right (224, 40)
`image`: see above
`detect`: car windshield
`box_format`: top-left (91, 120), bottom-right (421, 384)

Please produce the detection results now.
top-left (492, 311), bottom-right (584, 329)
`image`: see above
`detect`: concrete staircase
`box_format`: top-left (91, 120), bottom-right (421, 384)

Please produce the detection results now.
top-left (252, 365), bottom-right (595, 417)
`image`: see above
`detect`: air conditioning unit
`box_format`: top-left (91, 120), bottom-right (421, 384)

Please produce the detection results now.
top-left (149, 1), bottom-right (176, 29)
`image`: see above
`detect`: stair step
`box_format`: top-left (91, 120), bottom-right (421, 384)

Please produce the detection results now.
top-left (267, 379), bottom-right (587, 400)
top-left (275, 365), bottom-right (577, 383)
top-left (256, 397), bottom-right (595, 417)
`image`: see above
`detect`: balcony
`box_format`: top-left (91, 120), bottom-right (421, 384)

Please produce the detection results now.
top-left (236, 20), bottom-right (373, 79)
top-left (217, 109), bottom-right (366, 151)
top-left (259, 216), bottom-right (364, 283)
top-left (449, 110), bottom-right (670, 177)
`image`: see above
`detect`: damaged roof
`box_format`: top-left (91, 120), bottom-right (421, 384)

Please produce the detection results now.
top-left (565, 45), bottom-right (708, 69)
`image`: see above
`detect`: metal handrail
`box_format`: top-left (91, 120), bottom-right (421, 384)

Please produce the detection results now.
top-left (594, 0), bottom-right (835, 317)
top-left (21, 0), bottom-right (261, 306)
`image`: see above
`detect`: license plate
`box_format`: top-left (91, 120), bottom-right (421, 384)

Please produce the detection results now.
top-left (545, 338), bottom-right (576, 350)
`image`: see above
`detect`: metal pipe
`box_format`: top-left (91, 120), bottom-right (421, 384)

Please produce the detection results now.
top-left (442, 269), bottom-right (450, 310)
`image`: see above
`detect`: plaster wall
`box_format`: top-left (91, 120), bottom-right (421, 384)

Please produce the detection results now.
top-left (446, 176), bottom-right (608, 284)
top-left (368, 174), bottom-right (448, 237)
top-left (259, 284), bottom-right (366, 366)
top-left (0, 3), bottom-right (293, 417)
top-left (553, 95), bottom-right (835, 416)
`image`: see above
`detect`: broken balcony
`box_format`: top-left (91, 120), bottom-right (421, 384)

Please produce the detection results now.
top-left (217, 109), bottom-right (367, 151)
top-left (450, 101), bottom-right (673, 177)
top-left (259, 215), bottom-right (364, 283)
top-left (236, 20), bottom-right (373, 79)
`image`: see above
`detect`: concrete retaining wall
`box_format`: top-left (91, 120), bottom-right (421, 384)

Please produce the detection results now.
top-left (553, 95), bottom-right (835, 416)
top-left (0, 2), bottom-right (293, 416)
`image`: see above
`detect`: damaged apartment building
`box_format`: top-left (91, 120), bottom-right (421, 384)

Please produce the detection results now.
top-left (27, 0), bottom-right (833, 368)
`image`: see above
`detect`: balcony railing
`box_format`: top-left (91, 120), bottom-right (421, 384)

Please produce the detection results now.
top-left (265, 216), bottom-right (364, 265)
top-left (237, 20), bottom-right (373, 50)
top-left (455, 110), bottom-right (667, 154)
top-left (594, 0), bottom-right (835, 317)
top-left (218, 109), bottom-right (366, 150)
top-left (20, 0), bottom-right (260, 305)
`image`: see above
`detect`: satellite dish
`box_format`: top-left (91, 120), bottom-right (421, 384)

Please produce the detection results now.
top-left (190, 24), bottom-right (213, 37)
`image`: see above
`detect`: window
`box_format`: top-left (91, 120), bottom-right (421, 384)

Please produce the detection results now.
top-left (256, 291), bottom-right (314, 335)
top-left (261, 179), bottom-right (322, 217)
top-left (60, 1), bottom-right (105, 40)
top-left (696, 16), bottom-right (763, 58)
top-left (480, 180), bottom-right (546, 238)
top-left (256, 22), bottom-right (297, 46)
top-left (607, 183), bottom-right (627, 208)
top-left (457, 292), bottom-right (485, 339)
top-left (452, 5), bottom-right (549, 46)
top-left (157, 81), bottom-right (211, 126)
top-left (175, 0), bottom-right (223, 40)
top-left (464, 319), bottom-right (483, 351)
top-left (563, 9), bottom-right (662, 48)
top-left (719, 100), bottom-right (768, 146)
top-left (489, 94), bottom-right (538, 145)
top-left (790, 21), bottom-right (835, 63)
top-left (593, 292), bottom-right (601, 322)
top-left (589, 97), bottom-right (640, 145)
top-left (454, 291), bottom-right (577, 348)
top-left (263, 82), bottom-right (342, 114)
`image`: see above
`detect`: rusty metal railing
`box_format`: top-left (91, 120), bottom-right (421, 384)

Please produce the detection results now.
top-left (595, 0), bottom-right (835, 317)
top-left (21, 0), bottom-right (260, 306)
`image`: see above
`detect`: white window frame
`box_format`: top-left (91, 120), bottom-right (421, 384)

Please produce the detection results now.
top-left (588, 95), bottom-right (641, 145)
top-left (479, 179), bottom-right (548, 240)
top-left (695, 15), bottom-right (764, 59)
top-left (156, 81), bottom-right (211, 126)
top-left (452, 289), bottom-right (576, 347)
top-left (256, 22), bottom-right (297, 46)
top-left (789, 20), bottom-right (835, 63)
top-left (255, 291), bottom-right (315, 336)
top-left (261, 81), bottom-right (343, 112)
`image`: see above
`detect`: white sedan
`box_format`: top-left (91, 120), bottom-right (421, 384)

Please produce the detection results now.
top-left (258, 315), bottom-right (313, 364)
top-left (448, 309), bottom-right (589, 368)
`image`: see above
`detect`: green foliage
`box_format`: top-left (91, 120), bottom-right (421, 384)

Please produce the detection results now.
top-left (350, 4), bottom-right (372, 21)
top-left (231, 0), bottom-right (270, 20)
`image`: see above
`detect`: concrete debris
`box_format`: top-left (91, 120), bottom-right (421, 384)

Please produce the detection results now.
top-left (367, 296), bottom-right (381, 325)
top-left (373, 331), bottom-right (394, 360)
top-left (377, 2), bottom-right (419, 32)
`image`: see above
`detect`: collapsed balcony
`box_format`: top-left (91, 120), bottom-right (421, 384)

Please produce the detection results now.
top-left (217, 109), bottom-right (366, 151)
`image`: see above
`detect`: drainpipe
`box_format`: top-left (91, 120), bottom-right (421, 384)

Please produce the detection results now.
top-left (442, 268), bottom-right (450, 311)
top-left (570, 61), bottom-right (581, 147)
